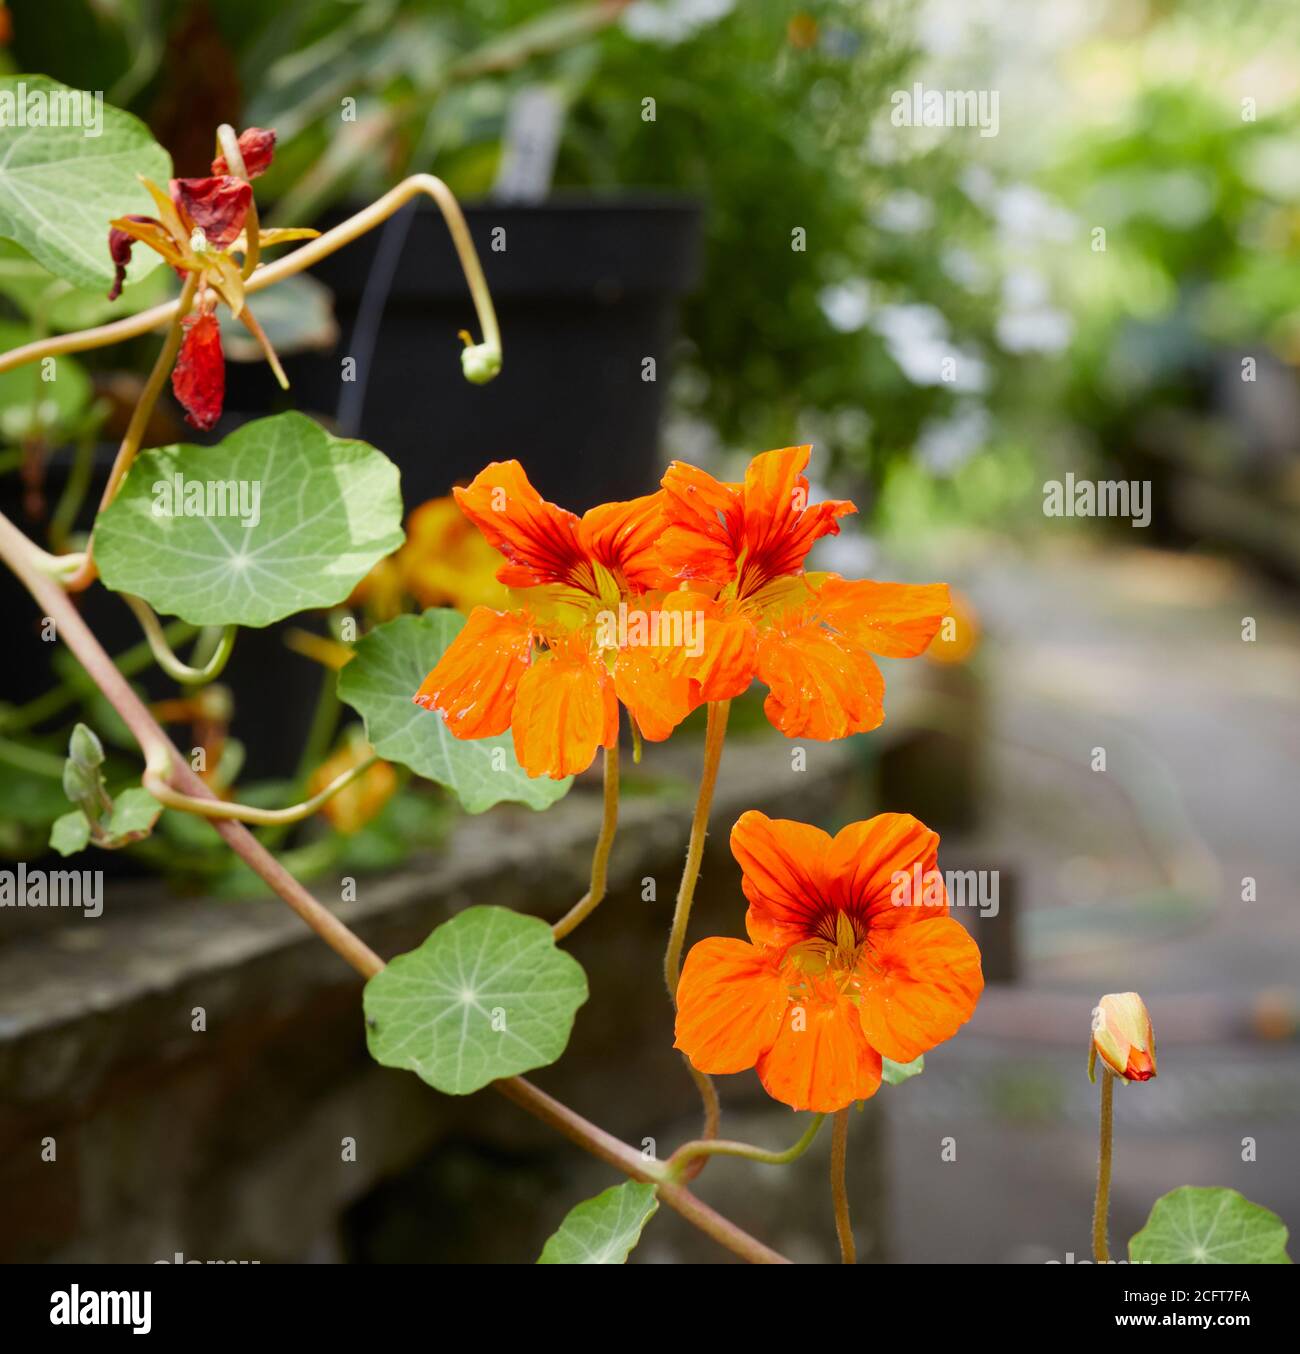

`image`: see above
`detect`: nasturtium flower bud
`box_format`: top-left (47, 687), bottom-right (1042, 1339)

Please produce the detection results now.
top-left (68, 722), bottom-right (105, 770)
top-left (1092, 991), bottom-right (1156, 1082)
top-left (460, 341), bottom-right (501, 385)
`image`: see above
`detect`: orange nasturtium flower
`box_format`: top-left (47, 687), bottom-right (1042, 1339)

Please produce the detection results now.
top-left (1091, 992), bottom-right (1157, 1083)
top-left (657, 445), bottom-right (951, 739)
top-left (105, 127), bottom-right (317, 429)
top-left (411, 461), bottom-right (713, 779)
top-left (675, 811), bottom-right (984, 1112)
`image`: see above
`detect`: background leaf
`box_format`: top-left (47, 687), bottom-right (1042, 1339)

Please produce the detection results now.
top-left (337, 610), bottom-right (572, 813)
top-left (1129, 1186), bottom-right (1292, 1264)
top-left (0, 238), bottom-right (173, 332)
top-left (0, 318), bottom-right (91, 439)
top-left (882, 1054), bottom-right (925, 1086)
top-left (95, 412), bottom-right (404, 628)
top-left (0, 76), bottom-right (171, 290)
top-left (363, 904), bottom-right (588, 1095)
top-left (537, 1182), bottom-right (660, 1264)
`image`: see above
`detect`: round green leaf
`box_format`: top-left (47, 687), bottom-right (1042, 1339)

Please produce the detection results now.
top-left (95, 412), bottom-right (405, 628)
top-left (538, 1182), bottom-right (660, 1265)
top-left (1129, 1187), bottom-right (1291, 1265)
top-left (337, 610), bottom-right (573, 813)
top-left (0, 77), bottom-right (171, 291)
top-left (363, 905), bottom-right (588, 1095)
top-left (882, 1054), bottom-right (924, 1086)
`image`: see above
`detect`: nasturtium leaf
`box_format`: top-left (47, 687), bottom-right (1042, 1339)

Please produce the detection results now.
top-left (882, 1054), bottom-right (925, 1086)
top-left (0, 239), bottom-right (173, 332)
top-left (337, 610), bottom-right (572, 813)
top-left (0, 319), bottom-right (91, 438)
top-left (537, 1182), bottom-right (660, 1265)
top-left (95, 412), bottom-right (404, 628)
top-left (49, 811), bottom-right (91, 857)
top-left (0, 77), bottom-right (171, 291)
top-left (223, 274), bottom-right (338, 361)
top-left (1129, 1187), bottom-right (1291, 1265)
top-left (363, 905), bottom-right (588, 1095)
top-left (107, 786), bottom-right (161, 838)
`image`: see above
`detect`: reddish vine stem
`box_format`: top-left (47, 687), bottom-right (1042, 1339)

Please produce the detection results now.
top-left (0, 509), bottom-right (790, 1265)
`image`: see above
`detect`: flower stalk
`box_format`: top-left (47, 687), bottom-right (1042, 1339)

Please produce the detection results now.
top-left (831, 1107), bottom-right (856, 1264)
top-left (664, 698), bottom-right (730, 997)
top-left (552, 733), bottom-right (621, 941)
top-left (1093, 1066), bottom-right (1115, 1262)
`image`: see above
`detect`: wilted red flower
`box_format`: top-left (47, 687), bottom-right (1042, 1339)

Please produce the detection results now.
top-left (210, 127), bottom-right (277, 179)
top-left (171, 308), bottom-right (225, 432)
top-left (169, 176), bottom-right (253, 250)
top-left (104, 127), bottom-right (315, 429)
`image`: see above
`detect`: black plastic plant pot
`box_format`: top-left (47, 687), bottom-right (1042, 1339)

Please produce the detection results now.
top-left (223, 194), bottom-right (705, 511)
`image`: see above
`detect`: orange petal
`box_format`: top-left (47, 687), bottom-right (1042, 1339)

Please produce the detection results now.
top-left (657, 461), bottom-right (743, 584)
top-left (756, 620), bottom-right (884, 740)
top-left (452, 461), bottom-right (591, 591)
top-left (730, 811), bottom-right (835, 948)
top-left (855, 917), bottom-right (983, 1063)
top-left (813, 576), bottom-right (951, 658)
top-left (511, 640), bottom-right (617, 779)
top-left (736, 446), bottom-right (855, 591)
top-left (673, 594), bottom-right (757, 702)
top-left (613, 643), bottom-right (696, 742)
top-left (755, 977), bottom-right (882, 1112)
top-left (412, 607), bottom-right (533, 739)
top-left (578, 492), bottom-right (677, 592)
top-left (673, 938), bottom-right (788, 1074)
top-left (827, 813), bottom-right (949, 931)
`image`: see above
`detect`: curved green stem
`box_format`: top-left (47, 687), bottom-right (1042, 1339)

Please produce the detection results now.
top-left (0, 175), bottom-right (501, 379)
top-left (664, 698), bottom-right (731, 998)
top-left (667, 1112), bottom-right (825, 1181)
top-left (143, 752), bottom-right (377, 826)
top-left (552, 733), bottom-right (620, 941)
top-left (123, 594), bottom-right (236, 686)
top-left (1093, 1068), bottom-right (1114, 1262)
top-left (831, 1108), bottom-right (856, 1264)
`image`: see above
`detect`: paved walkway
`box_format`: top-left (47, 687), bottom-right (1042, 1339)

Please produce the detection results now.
top-left (888, 541), bottom-right (1300, 1262)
